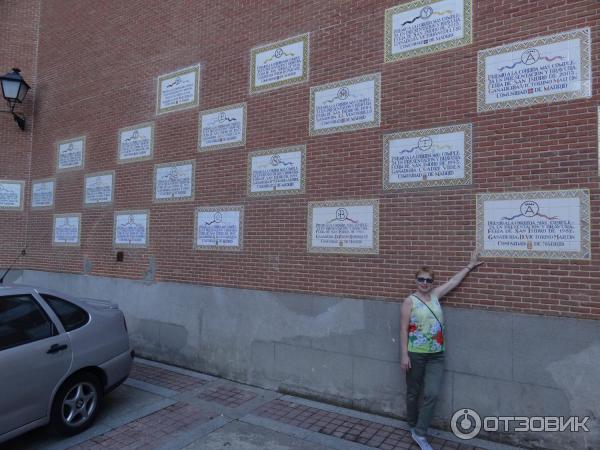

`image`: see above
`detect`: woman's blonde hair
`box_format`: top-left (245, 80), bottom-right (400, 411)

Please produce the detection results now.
top-left (415, 266), bottom-right (435, 281)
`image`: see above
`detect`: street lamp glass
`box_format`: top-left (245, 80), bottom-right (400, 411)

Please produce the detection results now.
top-left (0, 68), bottom-right (30, 104)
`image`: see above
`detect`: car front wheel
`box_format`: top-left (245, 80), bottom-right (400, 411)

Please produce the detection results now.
top-left (50, 372), bottom-right (101, 436)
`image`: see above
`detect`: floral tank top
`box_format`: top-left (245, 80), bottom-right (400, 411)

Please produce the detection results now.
top-left (407, 294), bottom-right (444, 353)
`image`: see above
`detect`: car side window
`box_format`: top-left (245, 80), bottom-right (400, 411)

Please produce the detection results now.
top-left (0, 294), bottom-right (56, 351)
top-left (40, 294), bottom-right (89, 332)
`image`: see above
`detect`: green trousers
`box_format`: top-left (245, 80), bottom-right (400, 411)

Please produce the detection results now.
top-left (405, 351), bottom-right (445, 436)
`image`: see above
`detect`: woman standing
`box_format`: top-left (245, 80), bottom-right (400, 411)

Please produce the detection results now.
top-left (400, 250), bottom-right (482, 450)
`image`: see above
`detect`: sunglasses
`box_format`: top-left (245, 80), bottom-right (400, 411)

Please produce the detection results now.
top-left (416, 277), bottom-right (434, 284)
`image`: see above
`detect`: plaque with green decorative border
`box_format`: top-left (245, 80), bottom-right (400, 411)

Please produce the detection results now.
top-left (113, 210), bottom-right (150, 249)
top-left (247, 145), bottom-right (306, 197)
top-left (118, 122), bottom-right (154, 163)
top-left (309, 73), bottom-right (381, 136)
top-left (153, 160), bottom-right (195, 203)
top-left (383, 123), bottom-right (472, 190)
top-left (308, 199), bottom-right (379, 255)
top-left (477, 28), bottom-right (591, 112)
top-left (156, 65), bottom-right (200, 115)
top-left (384, 0), bottom-right (472, 62)
top-left (198, 103), bottom-right (247, 152)
top-left (250, 34), bottom-right (309, 94)
top-left (476, 190), bottom-right (591, 260)
top-left (194, 206), bottom-right (244, 251)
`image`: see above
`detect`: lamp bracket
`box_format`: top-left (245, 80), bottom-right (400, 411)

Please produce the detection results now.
top-left (0, 109), bottom-right (26, 130)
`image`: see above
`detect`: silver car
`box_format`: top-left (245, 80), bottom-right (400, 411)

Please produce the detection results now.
top-left (0, 284), bottom-right (133, 444)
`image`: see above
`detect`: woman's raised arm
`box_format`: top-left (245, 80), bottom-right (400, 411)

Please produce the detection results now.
top-left (433, 249), bottom-right (483, 299)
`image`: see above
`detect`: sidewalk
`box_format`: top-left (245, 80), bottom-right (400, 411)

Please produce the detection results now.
top-left (5, 358), bottom-right (524, 450)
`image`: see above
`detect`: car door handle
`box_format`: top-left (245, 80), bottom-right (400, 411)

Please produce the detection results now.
top-left (47, 343), bottom-right (69, 354)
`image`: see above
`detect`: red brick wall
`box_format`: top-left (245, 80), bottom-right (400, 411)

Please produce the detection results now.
top-left (0, 0), bottom-right (40, 260)
top-left (9, 0), bottom-right (600, 317)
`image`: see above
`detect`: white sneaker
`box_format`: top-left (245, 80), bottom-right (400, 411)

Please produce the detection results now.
top-left (411, 429), bottom-right (434, 450)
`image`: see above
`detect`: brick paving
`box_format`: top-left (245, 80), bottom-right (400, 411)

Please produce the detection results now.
top-left (198, 384), bottom-right (257, 407)
top-left (255, 399), bottom-right (488, 450)
top-left (129, 361), bottom-right (208, 391)
top-left (58, 360), bottom-right (499, 450)
top-left (67, 402), bottom-right (216, 450)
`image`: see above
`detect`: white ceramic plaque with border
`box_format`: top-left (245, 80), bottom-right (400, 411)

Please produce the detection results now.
top-left (195, 206), bottom-right (244, 250)
top-left (31, 179), bottom-right (55, 209)
top-left (250, 34), bottom-right (309, 93)
top-left (118, 122), bottom-right (154, 163)
top-left (156, 65), bottom-right (200, 114)
top-left (199, 103), bottom-right (246, 151)
top-left (476, 190), bottom-right (590, 260)
top-left (154, 160), bottom-right (195, 202)
top-left (0, 180), bottom-right (24, 210)
top-left (114, 210), bottom-right (149, 248)
top-left (53, 213), bottom-right (81, 246)
top-left (478, 28), bottom-right (592, 112)
top-left (57, 137), bottom-right (85, 171)
top-left (385, 0), bottom-right (472, 62)
top-left (310, 73), bottom-right (381, 136)
top-left (84, 171), bottom-right (114, 206)
top-left (308, 200), bottom-right (379, 254)
top-left (384, 124), bottom-right (472, 189)
top-left (248, 146), bottom-right (305, 196)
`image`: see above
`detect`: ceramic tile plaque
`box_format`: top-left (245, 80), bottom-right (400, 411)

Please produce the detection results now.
top-left (195, 206), bottom-right (243, 250)
top-left (308, 200), bottom-right (379, 254)
top-left (84, 171), bottom-right (114, 206)
top-left (53, 213), bottom-right (81, 246)
top-left (248, 145), bottom-right (305, 196)
top-left (0, 180), bottom-right (24, 210)
top-left (114, 210), bottom-right (149, 248)
top-left (57, 137), bottom-right (85, 171)
top-left (199, 103), bottom-right (246, 151)
top-left (118, 122), bottom-right (154, 163)
top-left (310, 73), bottom-right (381, 136)
top-left (153, 160), bottom-right (195, 202)
top-left (156, 65), bottom-right (200, 114)
top-left (250, 34), bottom-right (309, 93)
top-left (31, 179), bottom-right (55, 209)
top-left (383, 124), bottom-right (472, 189)
top-left (477, 28), bottom-right (591, 112)
top-left (476, 190), bottom-right (590, 260)
top-left (385, 0), bottom-right (472, 62)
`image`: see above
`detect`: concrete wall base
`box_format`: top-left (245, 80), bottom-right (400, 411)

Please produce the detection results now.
top-left (13, 270), bottom-right (599, 450)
